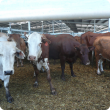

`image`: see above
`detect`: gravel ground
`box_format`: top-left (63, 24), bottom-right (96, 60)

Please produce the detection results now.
top-left (0, 59), bottom-right (110, 110)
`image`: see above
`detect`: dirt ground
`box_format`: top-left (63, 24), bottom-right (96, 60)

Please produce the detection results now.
top-left (0, 59), bottom-right (110, 110)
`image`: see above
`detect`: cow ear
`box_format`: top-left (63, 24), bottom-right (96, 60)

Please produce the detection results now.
top-left (41, 34), bottom-right (51, 44)
top-left (15, 47), bottom-right (25, 59)
top-left (42, 39), bottom-right (51, 44)
top-left (88, 46), bottom-right (95, 52)
top-left (75, 46), bottom-right (82, 54)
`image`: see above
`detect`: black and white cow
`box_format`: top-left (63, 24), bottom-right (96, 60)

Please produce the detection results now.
top-left (0, 32), bottom-right (25, 103)
top-left (27, 32), bottom-right (56, 95)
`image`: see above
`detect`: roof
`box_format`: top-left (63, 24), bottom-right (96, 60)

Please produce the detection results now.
top-left (0, 19), bottom-right (109, 36)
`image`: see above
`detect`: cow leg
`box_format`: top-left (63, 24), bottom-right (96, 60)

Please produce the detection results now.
top-left (0, 80), bottom-right (3, 88)
top-left (96, 58), bottom-right (101, 75)
top-left (60, 56), bottom-right (66, 80)
top-left (103, 59), bottom-right (107, 69)
top-left (33, 71), bottom-right (36, 77)
top-left (91, 50), bottom-right (95, 67)
top-left (0, 83), bottom-right (2, 88)
top-left (16, 58), bottom-right (19, 67)
top-left (0, 80), bottom-right (4, 88)
top-left (97, 60), bottom-right (101, 75)
top-left (32, 64), bottom-right (39, 87)
top-left (69, 63), bottom-right (76, 77)
top-left (46, 67), bottom-right (56, 95)
top-left (4, 76), bottom-right (14, 103)
top-left (42, 58), bottom-right (56, 95)
top-left (20, 59), bottom-right (23, 67)
top-left (95, 51), bottom-right (102, 75)
top-left (100, 59), bottom-right (104, 73)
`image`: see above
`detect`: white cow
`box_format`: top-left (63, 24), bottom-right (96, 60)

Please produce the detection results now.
top-left (0, 32), bottom-right (25, 103)
top-left (27, 32), bottom-right (56, 95)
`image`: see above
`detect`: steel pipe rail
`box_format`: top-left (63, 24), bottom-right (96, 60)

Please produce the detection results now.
top-left (0, 10), bottom-right (110, 23)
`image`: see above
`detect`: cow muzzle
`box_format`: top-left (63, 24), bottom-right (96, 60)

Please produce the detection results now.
top-left (4, 70), bottom-right (13, 75)
top-left (29, 55), bottom-right (36, 61)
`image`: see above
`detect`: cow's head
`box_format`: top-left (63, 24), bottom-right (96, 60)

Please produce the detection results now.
top-left (27, 32), bottom-right (42, 61)
top-left (75, 44), bottom-right (94, 65)
top-left (0, 41), bottom-right (25, 75)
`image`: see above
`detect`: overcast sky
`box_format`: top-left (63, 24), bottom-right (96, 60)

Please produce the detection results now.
top-left (0, 0), bottom-right (110, 11)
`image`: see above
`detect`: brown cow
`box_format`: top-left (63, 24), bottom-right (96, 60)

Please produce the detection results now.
top-left (44, 34), bottom-right (94, 80)
top-left (81, 31), bottom-right (110, 65)
top-left (8, 34), bottom-right (26, 67)
top-left (93, 36), bottom-right (110, 75)
top-left (27, 32), bottom-right (56, 95)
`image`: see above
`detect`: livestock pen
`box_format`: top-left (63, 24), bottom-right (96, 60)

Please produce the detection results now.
top-left (0, 59), bottom-right (110, 110)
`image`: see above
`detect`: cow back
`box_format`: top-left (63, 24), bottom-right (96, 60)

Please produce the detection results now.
top-left (9, 34), bottom-right (26, 53)
top-left (81, 31), bottom-right (110, 47)
top-left (94, 36), bottom-right (110, 59)
top-left (44, 34), bottom-right (80, 59)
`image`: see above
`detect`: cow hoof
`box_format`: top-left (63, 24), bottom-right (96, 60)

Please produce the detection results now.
top-left (97, 73), bottom-right (102, 75)
top-left (51, 88), bottom-right (57, 95)
top-left (33, 84), bottom-right (38, 88)
top-left (7, 96), bottom-right (14, 103)
top-left (60, 76), bottom-right (66, 81)
top-left (33, 82), bottom-right (38, 88)
top-left (101, 71), bottom-right (104, 73)
top-left (0, 84), bottom-right (2, 88)
top-left (71, 74), bottom-right (76, 77)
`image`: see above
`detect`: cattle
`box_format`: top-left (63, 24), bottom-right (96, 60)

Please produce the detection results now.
top-left (93, 36), bottom-right (110, 75)
top-left (8, 34), bottom-right (26, 67)
top-left (44, 34), bottom-right (94, 80)
top-left (27, 32), bottom-right (56, 95)
top-left (0, 32), bottom-right (25, 103)
top-left (80, 31), bottom-right (110, 65)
